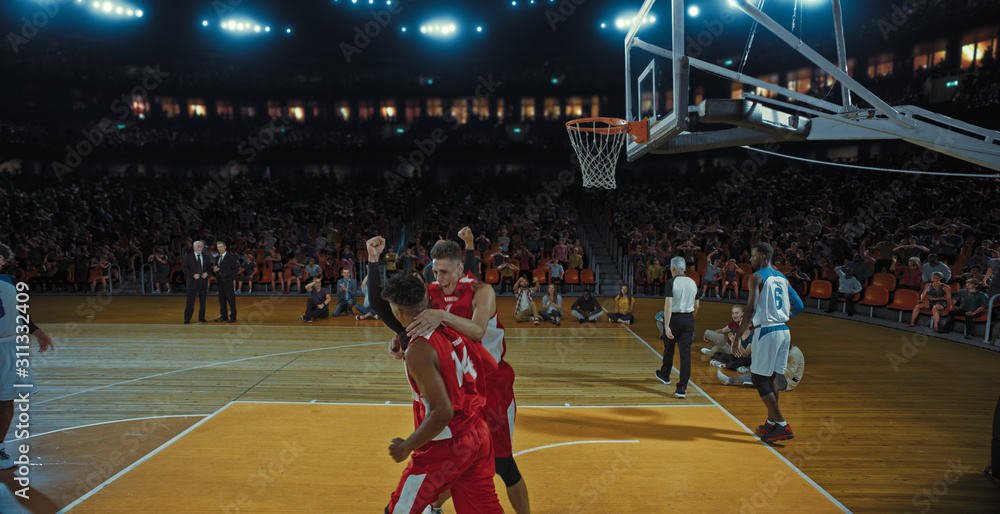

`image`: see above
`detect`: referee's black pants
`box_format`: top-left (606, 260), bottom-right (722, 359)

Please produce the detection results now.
top-left (661, 312), bottom-right (694, 395)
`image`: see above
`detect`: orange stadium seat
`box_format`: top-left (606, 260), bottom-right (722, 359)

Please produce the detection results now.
top-left (886, 289), bottom-right (920, 322)
top-left (581, 269), bottom-right (596, 290)
top-left (859, 286), bottom-right (890, 317)
top-left (563, 269), bottom-right (580, 292)
top-left (807, 279), bottom-right (833, 309)
top-left (532, 268), bottom-right (549, 284)
top-left (484, 269), bottom-right (500, 285)
top-left (685, 271), bottom-right (701, 286)
top-left (871, 272), bottom-right (897, 293)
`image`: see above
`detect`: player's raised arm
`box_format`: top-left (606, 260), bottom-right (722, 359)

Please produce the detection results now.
top-left (365, 236), bottom-right (409, 339)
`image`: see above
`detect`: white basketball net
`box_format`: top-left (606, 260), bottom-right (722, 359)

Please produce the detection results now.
top-left (567, 120), bottom-right (629, 189)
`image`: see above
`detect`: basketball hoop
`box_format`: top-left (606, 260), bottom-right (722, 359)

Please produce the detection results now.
top-left (566, 118), bottom-right (648, 189)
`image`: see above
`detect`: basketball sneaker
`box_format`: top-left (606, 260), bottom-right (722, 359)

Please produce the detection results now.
top-left (756, 420), bottom-right (775, 437)
top-left (763, 424), bottom-right (794, 443)
top-left (717, 370), bottom-right (730, 385)
top-left (709, 360), bottom-right (725, 369)
top-left (700, 348), bottom-right (713, 355)
top-left (654, 370), bottom-right (671, 385)
top-left (0, 446), bottom-right (14, 470)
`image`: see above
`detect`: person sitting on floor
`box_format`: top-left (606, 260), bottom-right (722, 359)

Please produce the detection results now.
top-left (539, 283), bottom-right (563, 326)
top-left (572, 289), bottom-right (604, 323)
top-left (607, 284), bottom-right (636, 325)
top-left (513, 275), bottom-right (542, 325)
top-left (700, 305), bottom-right (744, 357)
top-left (300, 276), bottom-right (331, 323)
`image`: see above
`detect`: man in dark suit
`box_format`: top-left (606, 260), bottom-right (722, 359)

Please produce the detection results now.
top-left (183, 240), bottom-right (210, 324)
top-left (214, 240), bottom-right (239, 322)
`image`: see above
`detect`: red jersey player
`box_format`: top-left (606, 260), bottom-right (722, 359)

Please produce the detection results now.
top-left (405, 229), bottom-right (530, 514)
top-left (380, 271), bottom-right (503, 514)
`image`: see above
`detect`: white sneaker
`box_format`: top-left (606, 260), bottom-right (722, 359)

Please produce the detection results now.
top-left (700, 348), bottom-right (713, 355)
top-left (0, 447), bottom-right (14, 470)
top-left (717, 370), bottom-right (730, 385)
top-left (709, 360), bottom-right (725, 369)
top-left (533, 318), bottom-right (540, 325)
top-left (736, 366), bottom-right (750, 373)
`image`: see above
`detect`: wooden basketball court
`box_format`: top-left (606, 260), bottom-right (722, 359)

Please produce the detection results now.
top-left (4, 295), bottom-right (998, 512)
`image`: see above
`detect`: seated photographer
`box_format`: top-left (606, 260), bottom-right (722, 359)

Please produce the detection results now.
top-left (719, 344), bottom-right (803, 392)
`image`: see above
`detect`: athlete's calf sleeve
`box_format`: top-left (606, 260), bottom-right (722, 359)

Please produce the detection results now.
top-left (494, 456), bottom-right (523, 487)
top-left (751, 373), bottom-right (773, 398)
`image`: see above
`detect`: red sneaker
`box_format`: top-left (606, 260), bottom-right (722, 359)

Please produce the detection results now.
top-left (756, 420), bottom-right (775, 437)
top-left (763, 423), bottom-right (795, 443)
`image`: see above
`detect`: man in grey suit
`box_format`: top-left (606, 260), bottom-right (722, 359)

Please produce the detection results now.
top-left (213, 240), bottom-right (239, 322)
top-left (183, 240), bottom-right (210, 324)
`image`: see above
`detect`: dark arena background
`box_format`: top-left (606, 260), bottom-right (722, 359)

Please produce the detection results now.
top-left (2, 0), bottom-right (1000, 512)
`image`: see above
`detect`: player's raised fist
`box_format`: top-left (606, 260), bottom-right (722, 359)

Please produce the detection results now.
top-left (458, 227), bottom-right (474, 245)
top-left (367, 236), bottom-right (385, 261)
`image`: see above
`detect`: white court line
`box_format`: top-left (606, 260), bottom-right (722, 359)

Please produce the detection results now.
top-left (625, 327), bottom-right (851, 513)
top-left (36, 341), bottom-right (386, 405)
top-left (231, 400), bottom-right (715, 408)
top-left (59, 402), bottom-right (237, 514)
top-left (15, 414), bottom-right (208, 442)
top-left (513, 440), bottom-right (640, 457)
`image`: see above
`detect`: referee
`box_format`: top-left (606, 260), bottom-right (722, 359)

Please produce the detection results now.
top-left (655, 257), bottom-right (700, 399)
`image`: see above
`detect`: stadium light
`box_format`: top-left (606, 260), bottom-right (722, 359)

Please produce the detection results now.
top-left (600, 22), bottom-right (606, 28)
top-left (202, 20), bottom-right (208, 26)
top-left (420, 19), bottom-right (459, 39)
top-left (220, 18), bottom-right (271, 35)
top-left (614, 13), bottom-right (656, 31)
top-left (688, 5), bottom-right (700, 17)
top-left (476, 26), bottom-right (482, 32)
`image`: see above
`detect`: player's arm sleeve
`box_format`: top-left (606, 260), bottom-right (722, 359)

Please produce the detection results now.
top-left (789, 285), bottom-right (804, 319)
top-left (366, 262), bottom-right (407, 337)
top-left (464, 249), bottom-right (479, 281)
top-left (28, 321), bottom-right (40, 333)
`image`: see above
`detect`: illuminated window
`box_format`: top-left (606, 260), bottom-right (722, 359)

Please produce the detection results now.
top-left (543, 97), bottom-right (561, 119)
top-left (566, 97), bottom-right (583, 117)
top-left (731, 82), bottom-right (744, 100)
top-left (867, 52), bottom-right (893, 78)
top-left (692, 86), bottom-right (704, 107)
top-left (913, 40), bottom-right (947, 71)
top-left (520, 98), bottom-right (536, 121)
top-left (426, 98), bottom-right (443, 117)
top-left (267, 100), bottom-right (282, 118)
top-left (288, 100), bottom-right (305, 122)
top-left (496, 98), bottom-right (505, 122)
top-left (786, 68), bottom-right (812, 94)
top-left (130, 97), bottom-right (149, 118)
top-left (358, 100), bottom-right (374, 121)
top-left (472, 98), bottom-right (490, 120)
top-left (960, 27), bottom-right (998, 69)
top-left (380, 99), bottom-right (397, 120)
top-left (336, 100), bottom-right (350, 121)
top-left (188, 99), bottom-right (207, 118)
top-left (450, 98), bottom-right (468, 124)
top-left (590, 95), bottom-right (600, 117)
top-left (405, 99), bottom-right (420, 122)
top-left (755, 74), bottom-right (779, 98)
top-left (240, 105), bottom-right (256, 119)
top-left (215, 100), bottom-right (234, 120)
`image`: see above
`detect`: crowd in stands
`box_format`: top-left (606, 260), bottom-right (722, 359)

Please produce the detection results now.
top-left (591, 156), bottom-right (1000, 338)
top-left (0, 171), bottom-right (415, 293)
